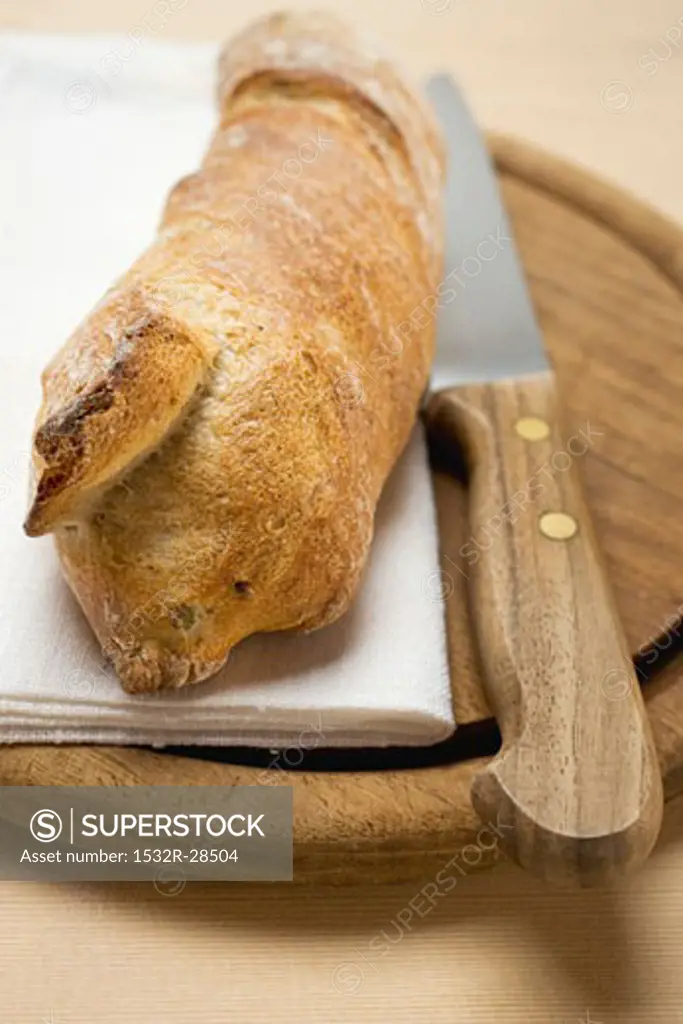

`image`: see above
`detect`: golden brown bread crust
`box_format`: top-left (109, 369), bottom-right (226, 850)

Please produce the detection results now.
top-left (24, 11), bottom-right (445, 693)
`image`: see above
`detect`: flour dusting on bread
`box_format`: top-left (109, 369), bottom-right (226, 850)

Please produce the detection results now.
top-left (25, 11), bottom-right (444, 693)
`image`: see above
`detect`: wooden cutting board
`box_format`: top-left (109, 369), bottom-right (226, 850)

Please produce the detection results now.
top-left (4, 137), bottom-right (683, 883)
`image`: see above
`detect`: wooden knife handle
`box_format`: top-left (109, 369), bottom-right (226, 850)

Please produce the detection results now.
top-left (425, 369), bottom-right (663, 885)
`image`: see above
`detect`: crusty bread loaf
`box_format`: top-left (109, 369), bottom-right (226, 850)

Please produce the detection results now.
top-left (24, 11), bottom-right (445, 693)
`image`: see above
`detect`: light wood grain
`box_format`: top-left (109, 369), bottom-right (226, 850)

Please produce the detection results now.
top-left (427, 371), bottom-right (663, 883)
top-left (4, 799), bottom-right (683, 1024)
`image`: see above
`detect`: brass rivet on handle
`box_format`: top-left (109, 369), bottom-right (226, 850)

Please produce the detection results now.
top-left (539, 512), bottom-right (578, 541)
top-left (515, 417), bottom-right (550, 441)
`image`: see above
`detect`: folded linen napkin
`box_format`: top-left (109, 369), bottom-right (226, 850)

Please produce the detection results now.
top-left (0, 32), bottom-right (455, 748)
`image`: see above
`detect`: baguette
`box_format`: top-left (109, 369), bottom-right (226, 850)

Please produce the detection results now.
top-left (24, 11), bottom-right (445, 693)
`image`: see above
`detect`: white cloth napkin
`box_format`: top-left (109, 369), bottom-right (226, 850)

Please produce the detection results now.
top-left (0, 32), bottom-right (455, 748)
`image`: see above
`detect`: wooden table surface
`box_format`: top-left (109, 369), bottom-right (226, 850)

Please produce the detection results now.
top-left (3, 0), bottom-right (683, 1021)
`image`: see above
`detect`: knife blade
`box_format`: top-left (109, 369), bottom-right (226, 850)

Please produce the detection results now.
top-left (427, 72), bottom-right (546, 389)
top-left (424, 73), bottom-right (662, 885)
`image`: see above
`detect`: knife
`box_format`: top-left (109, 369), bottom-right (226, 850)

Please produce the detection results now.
top-left (424, 73), bottom-right (663, 885)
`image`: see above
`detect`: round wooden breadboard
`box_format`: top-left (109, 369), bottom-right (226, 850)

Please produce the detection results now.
top-left (4, 137), bottom-right (683, 883)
